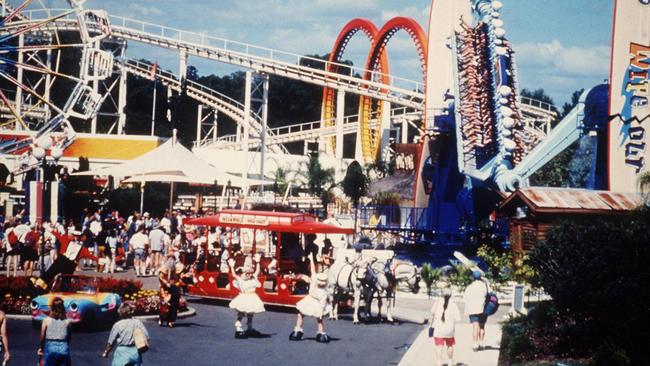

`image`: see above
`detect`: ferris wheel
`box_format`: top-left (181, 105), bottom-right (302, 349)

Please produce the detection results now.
top-left (0, 0), bottom-right (114, 167)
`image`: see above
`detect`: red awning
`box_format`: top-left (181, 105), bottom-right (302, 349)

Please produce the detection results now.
top-left (185, 209), bottom-right (354, 235)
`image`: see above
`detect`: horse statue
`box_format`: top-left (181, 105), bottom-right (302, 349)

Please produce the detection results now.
top-left (327, 255), bottom-right (370, 324)
top-left (363, 258), bottom-right (421, 323)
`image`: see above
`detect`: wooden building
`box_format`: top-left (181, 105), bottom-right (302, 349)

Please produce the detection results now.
top-left (498, 187), bottom-right (642, 254)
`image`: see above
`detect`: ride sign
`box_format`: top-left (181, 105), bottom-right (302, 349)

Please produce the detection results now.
top-left (608, 0), bottom-right (650, 192)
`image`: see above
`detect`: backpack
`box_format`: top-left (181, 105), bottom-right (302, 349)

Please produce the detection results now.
top-left (483, 291), bottom-right (499, 316)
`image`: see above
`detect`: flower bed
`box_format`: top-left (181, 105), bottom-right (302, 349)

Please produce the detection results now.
top-left (0, 275), bottom-right (187, 316)
top-left (123, 289), bottom-right (188, 316)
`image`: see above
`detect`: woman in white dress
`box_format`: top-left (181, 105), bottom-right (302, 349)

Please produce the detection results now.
top-left (290, 258), bottom-right (331, 343)
top-left (228, 254), bottom-right (265, 339)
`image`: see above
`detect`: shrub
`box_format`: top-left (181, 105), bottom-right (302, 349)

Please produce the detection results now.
top-left (529, 207), bottom-right (650, 364)
top-left (591, 343), bottom-right (631, 366)
top-left (419, 263), bottom-right (441, 298)
top-left (447, 263), bottom-right (473, 291)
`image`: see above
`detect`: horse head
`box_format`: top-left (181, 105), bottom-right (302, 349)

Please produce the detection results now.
top-left (394, 261), bottom-right (420, 294)
top-left (409, 266), bottom-right (421, 294)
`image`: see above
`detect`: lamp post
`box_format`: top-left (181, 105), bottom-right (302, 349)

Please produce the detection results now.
top-left (32, 136), bottom-right (63, 276)
top-left (226, 180), bottom-right (232, 209)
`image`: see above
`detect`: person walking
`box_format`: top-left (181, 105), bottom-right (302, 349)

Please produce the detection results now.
top-left (429, 288), bottom-right (460, 366)
top-left (38, 297), bottom-right (72, 366)
top-left (129, 226), bottom-right (149, 277)
top-left (4, 223), bottom-right (20, 277)
top-left (102, 303), bottom-right (150, 366)
top-left (0, 309), bottom-right (11, 365)
top-left (227, 254), bottom-right (265, 339)
top-left (148, 225), bottom-right (165, 275)
top-left (463, 270), bottom-right (488, 351)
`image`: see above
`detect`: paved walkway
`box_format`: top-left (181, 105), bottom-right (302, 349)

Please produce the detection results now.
top-left (399, 323), bottom-right (502, 366)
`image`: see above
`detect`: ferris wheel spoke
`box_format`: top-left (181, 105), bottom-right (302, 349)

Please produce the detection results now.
top-left (0, 56), bottom-right (82, 82)
top-left (0, 43), bottom-right (86, 53)
top-left (0, 0), bottom-right (35, 26)
top-left (0, 10), bottom-right (75, 44)
top-left (0, 71), bottom-right (64, 115)
top-left (0, 87), bottom-right (29, 130)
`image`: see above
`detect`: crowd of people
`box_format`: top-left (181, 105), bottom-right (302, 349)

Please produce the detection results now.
top-left (0, 207), bottom-right (500, 365)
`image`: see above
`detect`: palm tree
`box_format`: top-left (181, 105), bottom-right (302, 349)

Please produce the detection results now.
top-left (639, 172), bottom-right (650, 207)
top-left (639, 172), bottom-right (650, 194)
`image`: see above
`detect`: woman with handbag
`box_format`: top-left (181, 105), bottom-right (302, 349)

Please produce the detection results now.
top-left (428, 288), bottom-right (460, 366)
top-left (102, 303), bottom-right (150, 366)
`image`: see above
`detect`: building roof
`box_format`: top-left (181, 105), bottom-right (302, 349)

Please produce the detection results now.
top-left (499, 187), bottom-right (644, 215)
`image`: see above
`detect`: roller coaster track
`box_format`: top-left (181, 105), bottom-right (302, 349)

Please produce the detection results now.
top-left (4, 9), bottom-right (426, 110)
top-left (211, 107), bottom-right (422, 150)
top-left (123, 58), bottom-right (288, 154)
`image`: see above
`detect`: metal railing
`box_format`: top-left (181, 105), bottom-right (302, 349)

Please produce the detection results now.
top-left (357, 206), bottom-right (431, 232)
top-left (518, 96), bottom-right (556, 114)
top-left (11, 9), bottom-right (425, 109)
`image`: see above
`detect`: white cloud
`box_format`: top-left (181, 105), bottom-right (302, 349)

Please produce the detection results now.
top-left (128, 3), bottom-right (162, 16)
top-left (514, 40), bottom-right (610, 77)
top-left (380, 5), bottom-right (430, 28)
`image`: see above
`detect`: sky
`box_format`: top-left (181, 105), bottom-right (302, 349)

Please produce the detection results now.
top-left (36, 0), bottom-right (614, 107)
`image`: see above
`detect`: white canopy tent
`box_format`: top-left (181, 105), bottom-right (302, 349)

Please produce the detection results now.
top-left (73, 136), bottom-right (272, 211)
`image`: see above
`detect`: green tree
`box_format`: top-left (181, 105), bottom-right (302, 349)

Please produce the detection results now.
top-left (343, 160), bottom-right (367, 206)
top-left (560, 88), bottom-right (584, 119)
top-left (306, 151), bottom-right (334, 198)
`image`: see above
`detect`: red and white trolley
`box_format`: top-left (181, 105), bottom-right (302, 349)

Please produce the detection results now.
top-left (185, 209), bottom-right (353, 306)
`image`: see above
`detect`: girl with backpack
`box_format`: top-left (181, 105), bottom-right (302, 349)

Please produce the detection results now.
top-left (428, 288), bottom-right (461, 366)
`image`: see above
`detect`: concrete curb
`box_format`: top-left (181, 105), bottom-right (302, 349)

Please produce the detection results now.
top-left (6, 307), bottom-right (197, 321)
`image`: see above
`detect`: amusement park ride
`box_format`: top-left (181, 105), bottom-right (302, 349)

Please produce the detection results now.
top-left (0, 0), bottom-right (646, 242)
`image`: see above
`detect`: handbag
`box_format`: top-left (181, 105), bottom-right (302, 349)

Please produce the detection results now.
top-left (134, 326), bottom-right (149, 353)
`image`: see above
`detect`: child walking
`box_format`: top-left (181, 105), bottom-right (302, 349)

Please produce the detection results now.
top-left (227, 254), bottom-right (265, 339)
top-left (290, 258), bottom-right (331, 343)
top-left (429, 288), bottom-right (461, 366)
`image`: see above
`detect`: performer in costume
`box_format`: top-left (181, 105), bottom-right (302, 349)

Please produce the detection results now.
top-left (290, 258), bottom-right (332, 343)
top-left (32, 230), bottom-right (98, 291)
top-left (228, 253), bottom-right (265, 339)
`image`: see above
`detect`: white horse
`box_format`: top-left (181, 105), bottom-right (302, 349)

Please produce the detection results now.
top-left (365, 259), bottom-right (420, 323)
top-left (327, 257), bottom-right (370, 324)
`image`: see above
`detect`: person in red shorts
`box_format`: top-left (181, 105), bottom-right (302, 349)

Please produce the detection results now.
top-left (428, 287), bottom-right (461, 366)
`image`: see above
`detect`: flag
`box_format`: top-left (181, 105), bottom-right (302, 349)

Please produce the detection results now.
top-left (149, 63), bottom-right (157, 80)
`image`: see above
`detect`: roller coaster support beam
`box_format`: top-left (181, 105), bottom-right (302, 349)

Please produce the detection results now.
top-left (243, 71), bottom-right (252, 190)
top-left (380, 100), bottom-right (392, 157)
top-left (258, 73), bottom-right (269, 192)
top-left (15, 33), bottom-right (23, 131)
top-left (196, 104), bottom-right (203, 146)
top-left (179, 49), bottom-right (187, 81)
top-left (117, 45), bottom-right (127, 134)
top-left (335, 90), bottom-right (345, 159)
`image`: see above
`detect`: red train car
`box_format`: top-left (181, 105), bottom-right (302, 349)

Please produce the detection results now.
top-left (185, 210), bottom-right (353, 306)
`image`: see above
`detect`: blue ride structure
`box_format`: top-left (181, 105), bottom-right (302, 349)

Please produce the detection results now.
top-left (379, 0), bottom-right (612, 245)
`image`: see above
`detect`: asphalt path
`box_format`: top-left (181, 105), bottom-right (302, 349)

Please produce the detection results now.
top-left (7, 298), bottom-right (421, 366)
